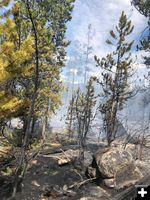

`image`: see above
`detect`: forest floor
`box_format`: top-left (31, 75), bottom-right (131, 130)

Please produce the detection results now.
top-left (0, 134), bottom-right (150, 200)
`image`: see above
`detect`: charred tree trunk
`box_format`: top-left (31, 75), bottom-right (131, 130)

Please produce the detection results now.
top-left (12, 0), bottom-right (40, 198)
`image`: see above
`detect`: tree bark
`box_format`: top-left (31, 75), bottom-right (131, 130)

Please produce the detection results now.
top-left (12, 0), bottom-right (40, 198)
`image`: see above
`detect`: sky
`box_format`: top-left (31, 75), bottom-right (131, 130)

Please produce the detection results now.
top-left (63, 0), bottom-right (148, 84)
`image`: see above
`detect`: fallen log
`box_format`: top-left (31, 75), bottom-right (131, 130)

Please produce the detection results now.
top-left (58, 149), bottom-right (79, 166)
top-left (39, 145), bottom-right (80, 156)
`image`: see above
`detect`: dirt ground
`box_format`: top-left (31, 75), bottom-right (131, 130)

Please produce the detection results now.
top-left (0, 142), bottom-right (111, 200)
top-left (0, 138), bottom-right (150, 200)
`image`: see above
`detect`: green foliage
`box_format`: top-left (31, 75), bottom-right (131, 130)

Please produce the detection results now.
top-left (66, 92), bottom-right (76, 137)
top-left (0, 1), bottom-right (75, 197)
top-left (0, 0), bottom-right (75, 146)
top-left (132, 0), bottom-right (150, 68)
top-left (0, 0), bottom-right (10, 7)
top-left (95, 11), bottom-right (134, 145)
top-left (0, 15), bottom-right (34, 121)
top-left (14, 0), bottom-right (75, 121)
top-left (132, 0), bottom-right (150, 17)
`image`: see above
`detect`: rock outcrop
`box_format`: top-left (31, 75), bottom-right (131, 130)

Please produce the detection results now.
top-left (88, 147), bottom-right (143, 189)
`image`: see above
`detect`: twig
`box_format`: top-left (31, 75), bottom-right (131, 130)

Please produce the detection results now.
top-left (72, 169), bottom-right (84, 181)
top-left (38, 154), bottom-right (60, 159)
top-left (68, 177), bottom-right (97, 189)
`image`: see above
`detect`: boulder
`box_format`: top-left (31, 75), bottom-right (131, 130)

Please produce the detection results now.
top-left (84, 151), bottom-right (93, 167)
top-left (95, 148), bottom-right (133, 178)
top-left (124, 143), bottom-right (136, 157)
top-left (135, 160), bottom-right (150, 177)
top-left (94, 147), bottom-right (143, 189)
top-left (115, 165), bottom-right (143, 189)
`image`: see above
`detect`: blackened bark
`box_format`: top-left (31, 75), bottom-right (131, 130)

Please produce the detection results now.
top-left (12, 0), bottom-right (40, 198)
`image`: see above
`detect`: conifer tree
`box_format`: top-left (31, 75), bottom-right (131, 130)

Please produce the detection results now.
top-left (5, 1), bottom-right (75, 197)
top-left (0, 15), bottom-right (34, 124)
top-left (0, 0), bottom-right (75, 197)
top-left (67, 78), bottom-right (96, 166)
top-left (0, 0), bottom-right (10, 7)
top-left (13, 0), bottom-right (75, 141)
top-left (95, 11), bottom-right (134, 146)
top-left (132, 0), bottom-right (150, 79)
top-left (66, 92), bottom-right (76, 138)
top-left (66, 78), bottom-right (96, 147)
top-left (132, 0), bottom-right (150, 17)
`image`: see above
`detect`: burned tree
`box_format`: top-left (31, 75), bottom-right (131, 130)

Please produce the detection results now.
top-left (75, 78), bottom-right (96, 148)
top-left (66, 93), bottom-right (76, 138)
top-left (66, 78), bottom-right (96, 164)
top-left (95, 11), bottom-right (134, 146)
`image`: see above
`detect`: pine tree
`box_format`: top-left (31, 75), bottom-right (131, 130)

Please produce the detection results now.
top-left (67, 78), bottom-right (96, 166)
top-left (66, 78), bottom-right (96, 147)
top-left (0, 16), bottom-right (34, 123)
top-left (0, 0), bottom-right (10, 7)
top-left (132, 0), bottom-right (150, 67)
top-left (4, 1), bottom-right (76, 197)
top-left (13, 0), bottom-right (76, 142)
top-left (132, 0), bottom-right (150, 17)
top-left (66, 92), bottom-right (76, 138)
top-left (95, 11), bottom-right (134, 146)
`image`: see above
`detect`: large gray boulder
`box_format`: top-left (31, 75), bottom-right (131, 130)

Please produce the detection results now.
top-left (94, 147), bottom-right (143, 189)
top-left (135, 160), bottom-right (150, 177)
top-left (95, 148), bottom-right (133, 178)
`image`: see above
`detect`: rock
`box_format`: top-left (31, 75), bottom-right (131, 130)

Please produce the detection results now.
top-left (124, 143), bottom-right (136, 157)
top-left (90, 186), bottom-right (110, 198)
top-left (95, 148), bottom-right (133, 178)
top-left (135, 160), bottom-right (150, 177)
top-left (103, 178), bottom-right (116, 188)
top-left (86, 166), bottom-right (97, 178)
top-left (94, 147), bottom-right (143, 189)
top-left (111, 141), bottom-right (138, 159)
top-left (84, 151), bottom-right (93, 167)
top-left (115, 166), bottom-right (143, 189)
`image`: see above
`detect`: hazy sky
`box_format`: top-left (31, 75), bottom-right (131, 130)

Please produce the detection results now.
top-left (63, 0), bottom-right (148, 83)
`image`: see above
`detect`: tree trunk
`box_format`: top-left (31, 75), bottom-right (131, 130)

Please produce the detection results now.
top-left (12, 0), bottom-right (40, 198)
